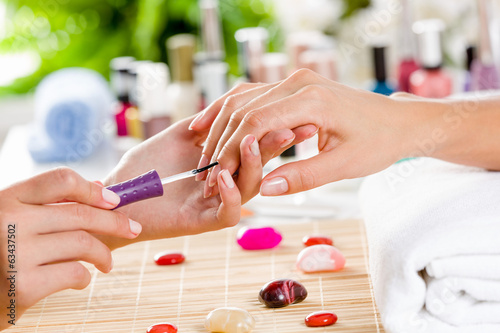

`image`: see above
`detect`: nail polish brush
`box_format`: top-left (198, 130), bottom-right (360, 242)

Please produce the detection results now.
top-left (106, 162), bottom-right (219, 209)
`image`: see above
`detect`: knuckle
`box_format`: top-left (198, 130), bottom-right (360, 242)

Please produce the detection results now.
top-left (73, 204), bottom-right (93, 229)
top-left (222, 95), bottom-right (241, 110)
top-left (112, 212), bottom-right (129, 235)
top-left (74, 230), bottom-right (93, 253)
top-left (295, 166), bottom-right (317, 191)
top-left (243, 110), bottom-right (265, 129)
top-left (53, 167), bottom-right (79, 191)
top-left (228, 109), bottom-right (245, 125)
top-left (68, 262), bottom-right (91, 289)
top-left (298, 84), bottom-right (328, 100)
top-left (289, 68), bottom-right (316, 82)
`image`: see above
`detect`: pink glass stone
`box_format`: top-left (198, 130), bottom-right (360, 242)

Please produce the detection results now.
top-left (147, 322), bottom-right (177, 333)
top-left (302, 235), bottom-right (333, 247)
top-left (296, 244), bottom-right (345, 273)
top-left (154, 251), bottom-right (185, 266)
top-left (305, 311), bottom-right (338, 327)
top-left (236, 227), bottom-right (282, 250)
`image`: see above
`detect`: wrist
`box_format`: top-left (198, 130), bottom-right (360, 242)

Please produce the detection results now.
top-left (389, 93), bottom-right (452, 160)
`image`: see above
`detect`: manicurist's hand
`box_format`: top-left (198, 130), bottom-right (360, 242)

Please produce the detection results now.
top-left (102, 115), bottom-right (316, 249)
top-left (189, 69), bottom-right (452, 196)
top-left (0, 168), bottom-right (141, 329)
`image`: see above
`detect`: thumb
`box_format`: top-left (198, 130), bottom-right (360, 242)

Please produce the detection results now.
top-left (259, 151), bottom-right (347, 195)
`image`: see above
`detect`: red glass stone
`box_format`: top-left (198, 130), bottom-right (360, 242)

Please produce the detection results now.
top-left (305, 311), bottom-right (338, 327)
top-left (154, 251), bottom-right (185, 265)
top-left (302, 235), bottom-right (333, 247)
top-left (147, 322), bottom-right (178, 333)
top-left (258, 279), bottom-right (307, 308)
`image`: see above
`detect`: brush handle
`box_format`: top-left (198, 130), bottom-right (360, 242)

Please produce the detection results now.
top-left (106, 170), bottom-right (164, 209)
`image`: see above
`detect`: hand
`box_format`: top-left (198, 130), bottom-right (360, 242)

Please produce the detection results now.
top-left (102, 116), bottom-right (316, 249)
top-left (0, 168), bottom-right (141, 329)
top-left (189, 69), bottom-right (432, 196)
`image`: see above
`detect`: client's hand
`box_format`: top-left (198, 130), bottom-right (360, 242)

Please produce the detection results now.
top-left (103, 116), bottom-right (313, 249)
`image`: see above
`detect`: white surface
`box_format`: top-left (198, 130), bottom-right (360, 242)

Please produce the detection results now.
top-left (360, 158), bottom-right (500, 333)
top-left (0, 125), bottom-right (120, 189)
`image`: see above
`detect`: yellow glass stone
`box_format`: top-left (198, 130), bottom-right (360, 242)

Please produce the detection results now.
top-left (204, 307), bottom-right (255, 333)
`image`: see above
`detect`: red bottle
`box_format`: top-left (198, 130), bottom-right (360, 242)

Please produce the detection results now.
top-left (410, 19), bottom-right (452, 98)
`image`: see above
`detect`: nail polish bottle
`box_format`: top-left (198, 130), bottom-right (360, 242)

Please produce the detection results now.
top-left (199, 0), bottom-right (225, 61)
top-left (260, 52), bottom-right (289, 83)
top-left (235, 27), bottom-right (269, 82)
top-left (464, 46), bottom-right (477, 92)
top-left (125, 60), bottom-right (151, 140)
top-left (410, 19), bottom-right (452, 98)
top-left (371, 45), bottom-right (395, 96)
top-left (397, 0), bottom-right (419, 92)
top-left (299, 48), bottom-right (337, 81)
top-left (195, 56), bottom-right (229, 107)
top-left (136, 62), bottom-right (172, 139)
top-left (166, 34), bottom-right (200, 123)
top-left (470, 0), bottom-right (500, 91)
top-left (286, 30), bottom-right (329, 72)
top-left (110, 56), bottom-right (135, 136)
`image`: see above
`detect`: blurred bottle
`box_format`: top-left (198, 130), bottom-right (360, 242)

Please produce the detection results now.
top-left (28, 68), bottom-right (114, 163)
top-left (464, 45), bottom-right (477, 92)
top-left (137, 62), bottom-right (172, 139)
top-left (166, 34), bottom-right (200, 123)
top-left (235, 27), bottom-right (268, 82)
top-left (199, 0), bottom-right (224, 61)
top-left (410, 19), bottom-right (452, 98)
top-left (260, 52), bottom-right (288, 83)
top-left (371, 45), bottom-right (395, 96)
top-left (470, 0), bottom-right (500, 91)
top-left (397, 0), bottom-right (419, 92)
top-left (110, 56), bottom-right (135, 136)
top-left (125, 60), bottom-right (152, 140)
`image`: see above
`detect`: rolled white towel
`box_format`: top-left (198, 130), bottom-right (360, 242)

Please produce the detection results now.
top-left (360, 158), bottom-right (500, 333)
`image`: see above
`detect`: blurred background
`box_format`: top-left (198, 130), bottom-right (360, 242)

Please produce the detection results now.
top-left (0, 0), bottom-right (499, 186)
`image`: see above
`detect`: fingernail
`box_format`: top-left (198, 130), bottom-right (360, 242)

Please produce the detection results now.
top-left (260, 177), bottom-right (288, 196)
top-left (189, 111), bottom-right (204, 130)
top-left (307, 126), bottom-right (319, 138)
top-left (129, 219), bottom-right (142, 235)
top-left (195, 154), bottom-right (209, 181)
top-left (208, 164), bottom-right (221, 187)
top-left (280, 135), bottom-right (295, 148)
top-left (220, 169), bottom-right (235, 189)
top-left (249, 136), bottom-right (260, 156)
top-left (102, 188), bottom-right (121, 206)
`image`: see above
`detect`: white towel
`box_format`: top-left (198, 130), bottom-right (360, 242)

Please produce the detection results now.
top-left (359, 158), bottom-right (500, 333)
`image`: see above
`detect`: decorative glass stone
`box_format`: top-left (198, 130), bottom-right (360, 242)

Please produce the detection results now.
top-left (154, 251), bottom-right (185, 265)
top-left (258, 279), bottom-right (307, 308)
top-left (296, 244), bottom-right (345, 273)
top-left (236, 227), bottom-right (282, 250)
top-left (305, 311), bottom-right (338, 327)
top-left (204, 307), bottom-right (255, 333)
top-left (146, 322), bottom-right (178, 333)
top-left (302, 235), bottom-right (333, 247)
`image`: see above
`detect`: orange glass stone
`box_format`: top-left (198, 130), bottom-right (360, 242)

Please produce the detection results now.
top-left (154, 251), bottom-right (185, 265)
top-left (302, 235), bottom-right (333, 247)
top-left (305, 311), bottom-right (338, 327)
top-left (147, 322), bottom-right (177, 333)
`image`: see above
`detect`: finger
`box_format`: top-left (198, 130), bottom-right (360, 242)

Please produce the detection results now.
top-left (14, 167), bottom-right (121, 209)
top-left (25, 262), bottom-right (92, 304)
top-left (214, 169), bottom-right (241, 228)
top-left (189, 82), bottom-right (270, 131)
top-left (215, 86), bottom-right (328, 183)
top-left (31, 203), bottom-right (141, 238)
top-left (32, 231), bottom-right (113, 273)
top-left (259, 125), bottom-right (318, 163)
top-left (259, 148), bottom-right (348, 196)
top-left (199, 84), bottom-right (277, 184)
top-left (236, 135), bottom-right (263, 202)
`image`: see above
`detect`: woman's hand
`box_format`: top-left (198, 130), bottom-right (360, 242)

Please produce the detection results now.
top-left (189, 69), bottom-right (441, 196)
top-left (102, 115), bottom-right (316, 250)
top-left (0, 168), bottom-right (141, 329)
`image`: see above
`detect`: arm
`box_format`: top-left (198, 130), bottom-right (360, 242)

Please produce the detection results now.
top-left (189, 69), bottom-right (500, 196)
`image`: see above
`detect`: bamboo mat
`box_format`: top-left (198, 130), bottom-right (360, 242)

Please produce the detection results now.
top-left (12, 219), bottom-right (384, 332)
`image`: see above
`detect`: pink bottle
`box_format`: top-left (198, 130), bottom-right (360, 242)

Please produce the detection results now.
top-left (397, 0), bottom-right (419, 92)
top-left (410, 19), bottom-right (452, 98)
